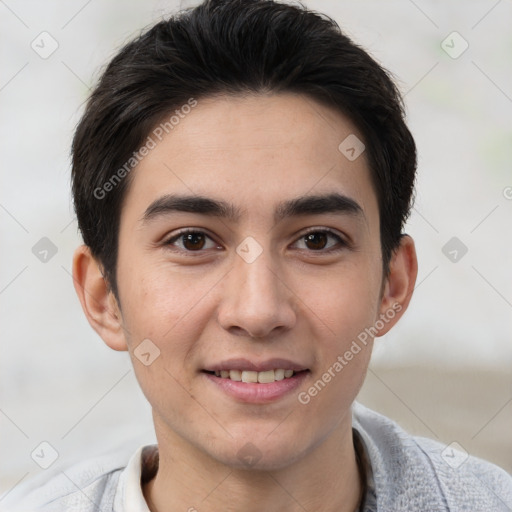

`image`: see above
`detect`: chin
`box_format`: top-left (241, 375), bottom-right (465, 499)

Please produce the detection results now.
top-left (212, 436), bottom-right (310, 472)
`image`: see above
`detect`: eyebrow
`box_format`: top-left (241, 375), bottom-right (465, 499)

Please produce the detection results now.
top-left (141, 192), bottom-right (364, 225)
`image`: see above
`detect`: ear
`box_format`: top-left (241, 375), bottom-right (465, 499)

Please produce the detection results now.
top-left (375, 234), bottom-right (418, 337)
top-left (72, 245), bottom-right (128, 351)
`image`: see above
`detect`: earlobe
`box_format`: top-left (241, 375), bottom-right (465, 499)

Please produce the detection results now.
top-left (376, 235), bottom-right (418, 337)
top-left (72, 245), bottom-right (128, 351)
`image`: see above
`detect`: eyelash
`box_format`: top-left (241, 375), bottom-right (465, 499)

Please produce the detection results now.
top-left (162, 228), bottom-right (349, 255)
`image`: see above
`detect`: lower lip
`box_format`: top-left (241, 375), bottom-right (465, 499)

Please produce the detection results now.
top-left (202, 371), bottom-right (310, 404)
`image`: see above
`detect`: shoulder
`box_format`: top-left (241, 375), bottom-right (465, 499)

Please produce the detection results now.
top-left (352, 401), bottom-right (512, 511)
top-left (0, 446), bottom-right (136, 512)
top-left (413, 435), bottom-right (512, 510)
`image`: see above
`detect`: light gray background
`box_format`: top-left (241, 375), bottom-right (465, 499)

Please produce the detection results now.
top-left (1, 0), bottom-right (511, 499)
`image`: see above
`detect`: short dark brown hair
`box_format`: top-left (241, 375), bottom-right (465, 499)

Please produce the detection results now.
top-left (71, 0), bottom-right (416, 299)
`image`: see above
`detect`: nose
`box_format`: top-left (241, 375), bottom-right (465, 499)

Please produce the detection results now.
top-left (216, 245), bottom-right (297, 339)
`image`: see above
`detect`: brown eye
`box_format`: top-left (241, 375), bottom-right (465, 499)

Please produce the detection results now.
top-left (293, 229), bottom-right (347, 253)
top-left (182, 232), bottom-right (206, 250)
top-left (304, 232), bottom-right (328, 250)
top-left (164, 230), bottom-right (218, 252)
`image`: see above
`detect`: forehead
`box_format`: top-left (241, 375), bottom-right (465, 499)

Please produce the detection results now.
top-left (122, 92), bottom-right (377, 225)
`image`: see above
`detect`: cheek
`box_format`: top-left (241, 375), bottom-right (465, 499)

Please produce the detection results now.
top-left (297, 268), bottom-right (378, 423)
top-left (118, 258), bottom-right (214, 335)
top-left (300, 260), bottom-right (382, 346)
top-left (116, 259), bottom-right (229, 386)
top-left (116, 263), bottom-right (214, 414)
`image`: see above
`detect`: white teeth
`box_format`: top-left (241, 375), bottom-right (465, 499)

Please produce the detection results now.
top-left (241, 370), bottom-right (258, 383)
top-left (274, 369), bottom-right (285, 381)
top-left (257, 370), bottom-right (275, 383)
top-left (211, 369), bottom-right (299, 383)
top-left (229, 370), bottom-right (242, 381)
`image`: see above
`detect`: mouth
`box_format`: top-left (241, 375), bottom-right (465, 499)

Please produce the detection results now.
top-left (202, 368), bottom-right (309, 383)
top-left (201, 358), bottom-right (311, 403)
top-left (201, 360), bottom-right (311, 403)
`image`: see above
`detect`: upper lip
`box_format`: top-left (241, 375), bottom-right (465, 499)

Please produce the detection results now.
top-left (203, 358), bottom-right (309, 372)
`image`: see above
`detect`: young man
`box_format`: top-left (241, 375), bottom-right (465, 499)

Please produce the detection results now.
top-left (6, 0), bottom-right (511, 510)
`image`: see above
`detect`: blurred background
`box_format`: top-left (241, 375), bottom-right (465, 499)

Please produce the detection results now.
top-left (1, 0), bottom-right (511, 500)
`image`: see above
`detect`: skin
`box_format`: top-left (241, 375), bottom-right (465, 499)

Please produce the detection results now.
top-left (73, 92), bottom-right (418, 512)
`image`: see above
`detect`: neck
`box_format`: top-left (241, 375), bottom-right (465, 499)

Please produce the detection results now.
top-left (143, 416), bottom-right (362, 512)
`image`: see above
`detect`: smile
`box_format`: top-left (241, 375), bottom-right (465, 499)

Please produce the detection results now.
top-left (204, 369), bottom-right (302, 383)
top-left (202, 369), bottom-right (310, 403)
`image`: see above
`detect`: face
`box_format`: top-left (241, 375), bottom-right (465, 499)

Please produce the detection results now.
top-left (110, 93), bottom-right (393, 470)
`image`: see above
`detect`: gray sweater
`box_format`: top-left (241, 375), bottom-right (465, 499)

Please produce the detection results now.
top-left (3, 402), bottom-right (511, 511)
